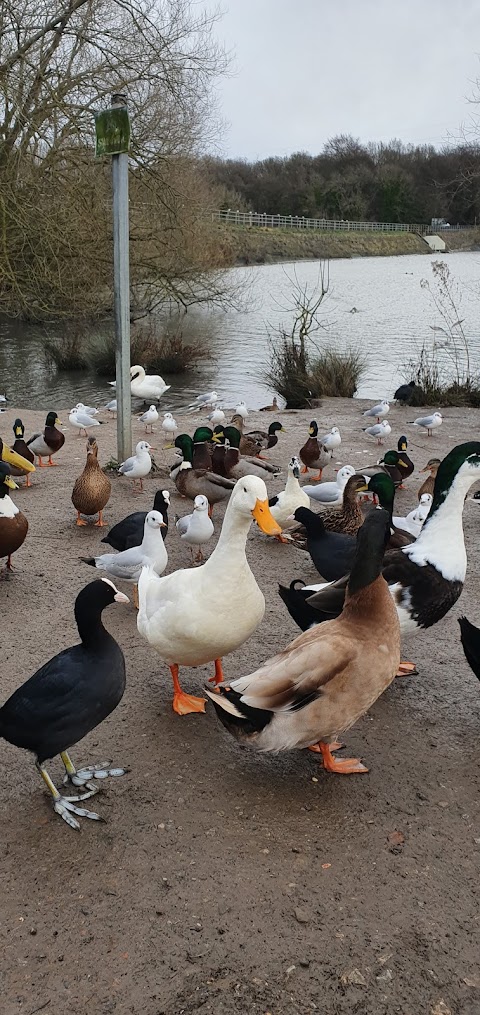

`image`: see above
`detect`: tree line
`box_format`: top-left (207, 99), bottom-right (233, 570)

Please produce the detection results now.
top-left (204, 135), bottom-right (480, 225)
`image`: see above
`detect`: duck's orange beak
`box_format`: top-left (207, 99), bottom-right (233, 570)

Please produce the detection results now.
top-left (1, 444), bottom-right (35, 473)
top-left (252, 497), bottom-right (282, 536)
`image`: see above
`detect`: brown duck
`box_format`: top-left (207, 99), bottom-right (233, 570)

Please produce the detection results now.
top-left (0, 463), bottom-right (28, 570)
top-left (299, 421), bottom-right (332, 480)
top-left (418, 458), bottom-right (440, 500)
top-left (320, 475), bottom-right (368, 535)
top-left (72, 438), bottom-right (111, 527)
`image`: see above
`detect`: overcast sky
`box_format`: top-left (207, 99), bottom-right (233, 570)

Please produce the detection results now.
top-left (213, 0), bottom-right (480, 160)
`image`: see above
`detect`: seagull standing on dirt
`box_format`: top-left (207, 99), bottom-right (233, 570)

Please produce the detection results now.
top-left (188, 390), bottom-right (220, 411)
top-left (408, 412), bottom-right (443, 437)
top-left (321, 426), bottom-right (342, 452)
top-left (175, 494), bottom-right (214, 562)
top-left (119, 441), bottom-right (153, 491)
top-left (362, 399), bottom-right (390, 422)
top-left (362, 420), bottom-right (392, 445)
top-left (235, 401), bottom-right (249, 419)
top-left (138, 405), bottom-right (159, 434)
top-left (69, 408), bottom-right (102, 437)
top-left (161, 412), bottom-right (178, 438)
top-left (104, 399), bottom-right (117, 417)
top-left (207, 406), bottom-right (226, 426)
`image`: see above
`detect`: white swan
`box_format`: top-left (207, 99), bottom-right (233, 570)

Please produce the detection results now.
top-left (137, 475), bottom-right (281, 715)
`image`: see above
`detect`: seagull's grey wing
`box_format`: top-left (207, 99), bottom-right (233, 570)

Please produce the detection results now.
top-left (175, 516), bottom-right (191, 536)
top-left (119, 454), bottom-right (136, 474)
top-left (75, 411), bottom-right (98, 426)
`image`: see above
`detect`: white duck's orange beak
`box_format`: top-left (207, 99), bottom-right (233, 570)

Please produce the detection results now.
top-left (252, 497), bottom-right (282, 536)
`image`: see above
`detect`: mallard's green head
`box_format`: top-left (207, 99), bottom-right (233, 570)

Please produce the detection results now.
top-left (174, 434), bottom-right (194, 462)
top-left (193, 426), bottom-right (214, 443)
top-left (429, 443), bottom-right (480, 515)
top-left (308, 420), bottom-right (318, 437)
top-left (367, 472), bottom-right (395, 512)
top-left (382, 450), bottom-right (400, 467)
top-left (269, 421), bottom-right (285, 435)
top-left (223, 426), bottom-right (241, 449)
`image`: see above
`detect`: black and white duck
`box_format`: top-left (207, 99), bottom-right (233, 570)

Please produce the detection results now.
top-left (279, 443), bottom-right (480, 673)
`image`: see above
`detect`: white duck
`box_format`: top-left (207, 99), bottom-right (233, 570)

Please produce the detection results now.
top-left (138, 405), bottom-right (159, 434)
top-left (69, 408), bottom-right (102, 437)
top-left (137, 475), bottom-right (281, 715)
top-left (162, 412), bottom-right (178, 438)
top-left (362, 420), bottom-right (392, 445)
top-left (303, 464), bottom-right (356, 504)
top-left (118, 440), bottom-right (153, 491)
top-left (393, 493), bottom-right (432, 538)
top-left (175, 494), bottom-right (214, 562)
top-left (321, 426), bottom-right (342, 452)
top-left (362, 399), bottom-right (390, 422)
top-left (81, 511), bottom-right (167, 597)
top-left (268, 456), bottom-right (310, 530)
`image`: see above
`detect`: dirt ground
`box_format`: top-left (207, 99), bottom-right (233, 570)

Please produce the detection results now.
top-left (1, 397), bottom-right (480, 1015)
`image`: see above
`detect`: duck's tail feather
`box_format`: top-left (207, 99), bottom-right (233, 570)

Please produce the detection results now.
top-left (205, 686), bottom-right (273, 740)
top-left (458, 615), bottom-right (480, 681)
top-left (278, 581), bottom-right (320, 631)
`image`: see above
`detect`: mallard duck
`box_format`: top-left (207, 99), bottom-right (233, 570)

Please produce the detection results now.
top-left (205, 508), bottom-right (400, 775)
top-left (72, 437), bottom-right (112, 527)
top-left (366, 474), bottom-right (414, 548)
top-left (138, 405), bottom-right (159, 433)
top-left (129, 365), bottom-right (170, 401)
top-left (0, 463), bottom-right (28, 570)
top-left (219, 428), bottom-right (280, 475)
top-left (303, 465), bottom-right (356, 504)
top-left (119, 440), bottom-right (153, 491)
top-left (293, 506), bottom-right (357, 581)
top-left (171, 436), bottom-right (235, 515)
top-left (376, 450), bottom-right (408, 488)
top-left (362, 399), bottom-right (390, 422)
top-left (9, 420), bottom-right (35, 487)
top-left (102, 490), bottom-right (170, 551)
top-left (0, 578), bottom-right (129, 829)
top-left (458, 616), bottom-right (480, 681)
top-left (26, 412), bottom-right (65, 466)
top-left (223, 420), bottom-right (262, 457)
top-left (0, 436), bottom-right (36, 477)
top-left (299, 421), bottom-right (329, 479)
top-left (137, 475), bottom-right (281, 715)
top-left (393, 494), bottom-right (432, 539)
top-left (245, 421), bottom-right (285, 453)
top-left (269, 457), bottom-right (310, 529)
top-left (362, 420), bottom-right (392, 445)
top-left (81, 511), bottom-right (167, 584)
top-left (418, 458), bottom-right (440, 500)
top-left (259, 396), bottom-right (280, 412)
top-left (318, 475), bottom-right (368, 535)
top-left (395, 436), bottom-right (414, 485)
top-left (175, 494), bottom-right (214, 562)
top-left (281, 443), bottom-right (480, 674)
top-left (192, 426), bottom-right (217, 471)
top-left (408, 412), bottom-right (443, 437)
top-left (214, 440), bottom-right (280, 482)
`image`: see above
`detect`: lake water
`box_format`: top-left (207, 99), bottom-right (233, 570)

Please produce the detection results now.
top-left (1, 250), bottom-right (480, 411)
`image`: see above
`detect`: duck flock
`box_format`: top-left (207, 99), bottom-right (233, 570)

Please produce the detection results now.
top-left (1, 373), bottom-right (480, 832)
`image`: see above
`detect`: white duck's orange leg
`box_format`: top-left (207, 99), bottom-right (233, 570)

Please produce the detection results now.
top-left (170, 664), bottom-right (206, 715)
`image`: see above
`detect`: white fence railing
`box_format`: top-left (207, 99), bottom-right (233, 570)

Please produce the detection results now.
top-left (212, 209), bottom-right (474, 234)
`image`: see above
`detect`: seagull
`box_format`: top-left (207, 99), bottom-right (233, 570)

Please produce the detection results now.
top-left (69, 408), bottom-right (102, 437)
top-left (302, 465), bottom-right (356, 504)
top-left (362, 420), bottom-right (392, 445)
top-left (187, 390), bottom-right (220, 411)
top-left (235, 401), bottom-right (249, 419)
top-left (75, 402), bottom-right (99, 416)
top-left (321, 426), bottom-right (342, 451)
top-left (393, 494), bottom-right (432, 538)
top-left (408, 412), bottom-right (443, 437)
top-left (104, 399), bottom-right (117, 417)
top-left (362, 399), bottom-right (390, 422)
top-left (207, 406), bottom-right (226, 426)
top-left (138, 405), bottom-right (159, 434)
top-left (175, 494), bottom-right (214, 562)
top-left (118, 440), bottom-right (153, 491)
top-left (81, 511), bottom-right (167, 585)
top-left (161, 412), bottom-right (178, 438)
top-left (0, 394), bottom-right (7, 403)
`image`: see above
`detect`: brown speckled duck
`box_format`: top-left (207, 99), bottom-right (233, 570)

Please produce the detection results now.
top-left (418, 458), bottom-right (441, 500)
top-left (71, 438), bottom-right (111, 527)
top-left (0, 463), bottom-right (28, 570)
top-left (320, 475), bottom-right (368, 535)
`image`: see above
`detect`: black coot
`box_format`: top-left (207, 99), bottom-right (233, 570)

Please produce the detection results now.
top-left (102, 489), bottom-right (170, 551)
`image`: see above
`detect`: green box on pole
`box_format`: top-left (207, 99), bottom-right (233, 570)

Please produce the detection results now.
top-left (94, 106), bottom-right (130, 157)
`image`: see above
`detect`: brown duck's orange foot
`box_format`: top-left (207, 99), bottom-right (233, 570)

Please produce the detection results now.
top-left (300, 465), bottom-right (308, 474)
top-left (25, 475), bottom-right (32, 487)
top-left (315, 741), bottom-right (368, 774)
top-left (6, 555), bottom-right (14, 571)
top-left (36, 457), bottom-right (46, 467)
top-left (47, 456), bottom-right (58, 466)
top-left (308, 741), bottom-right (345, 753)
top-left (173, 691), bottom-right (207, 715)
top-left (396, 661), bottom-right (418, 677)
top-left (311, 470), bottom-right (323, 482)
top-left (94, 512), bottom-right (105, 527)
top-left (76, 515), bottom-right (88, 526)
